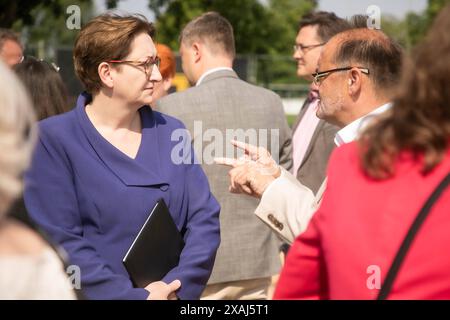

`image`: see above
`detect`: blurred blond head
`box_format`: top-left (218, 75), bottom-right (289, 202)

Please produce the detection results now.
top-left (0, 61), bottom-right (36, 218)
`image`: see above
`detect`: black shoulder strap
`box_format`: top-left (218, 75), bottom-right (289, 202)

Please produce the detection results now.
top-left (378, 171), bottom-right (450, 300)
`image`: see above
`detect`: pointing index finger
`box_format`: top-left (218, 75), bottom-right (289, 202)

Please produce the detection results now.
top-left (230, 140), bottom-right (260, 157)
top-left (214, 157), bottom-right (238, 167)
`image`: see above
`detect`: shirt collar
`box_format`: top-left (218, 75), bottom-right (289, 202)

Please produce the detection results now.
top-left (334, 102), bottom-right (392, 147)
top-left (308, 82), bottom-right (320, 101)
top-left (196, 67), bottom-right (234, 86)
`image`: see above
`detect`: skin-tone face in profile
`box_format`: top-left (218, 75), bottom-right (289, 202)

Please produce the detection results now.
top-left (103, 32), bottom-right (162, 108)
top-left (315, 36), bottom-right (376, 127)
top-left (0, 39), bottom-right (23, 67)
top-left (179, 35), bottom-right (233, 87)
top-left (315, 40), bottom-right (347, 126)
top-left (293, 25), bottom-right (324, 81)
top-left (180, 41), bottom-right (207, 86)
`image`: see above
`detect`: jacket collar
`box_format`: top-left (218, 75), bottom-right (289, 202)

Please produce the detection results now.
top-left (75, 92), bottom-right (169, 188)
top-left (334, 102), bottom-right (392, 147)
top-left (196, 68), bottom-right (238, 86)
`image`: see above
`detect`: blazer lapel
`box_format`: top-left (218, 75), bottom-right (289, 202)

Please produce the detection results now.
top-left (292, 98), bottom-right (310, 132)
top-left (75, 93), bottom-right (169, 188)
top-left (291, 97), bottom-right (326, 172)
top-left (297, 120), bottom-right (325, 171)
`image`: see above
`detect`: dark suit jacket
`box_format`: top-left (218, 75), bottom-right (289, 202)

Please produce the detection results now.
top-left (157, 70), bottom-right (292, 284)
top-left (292, 98), bottom-right (338, 194)
top-left (24, 93), bottom-right (220, 300)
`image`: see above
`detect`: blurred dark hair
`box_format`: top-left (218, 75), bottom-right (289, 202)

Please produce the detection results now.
top-left (14, 56), bottom-right (69, 120)
top-left (360, 4), bottom-right (450, 179)
top-left (298, 11), bottom-right (351, 42)
top-left (349, 14), bottom-right (370, 28)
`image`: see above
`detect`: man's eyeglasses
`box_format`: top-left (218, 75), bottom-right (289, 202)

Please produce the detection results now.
top-left (293, 42), bottom-right (326, 53)
top-left (312, 66), bottom-right (370, 86)
top-left (107, 56), bottom-right (161, 78)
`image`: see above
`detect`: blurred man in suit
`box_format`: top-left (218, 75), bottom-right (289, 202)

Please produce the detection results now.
top-left (291, 12), bottom-right (350, 194)
top-left (157, 12), bottom-right (292, 299)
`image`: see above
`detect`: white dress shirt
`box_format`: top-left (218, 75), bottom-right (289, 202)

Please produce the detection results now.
top-left (334, 102), bottom-right (392, 146)
top-left (196, 67), bottom-right (234, 86)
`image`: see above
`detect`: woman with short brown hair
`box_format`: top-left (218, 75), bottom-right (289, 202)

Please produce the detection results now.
top-left (24, 13), bottom-right (220, 300)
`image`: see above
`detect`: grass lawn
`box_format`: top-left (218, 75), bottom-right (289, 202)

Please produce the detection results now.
top-left (286, 114), bottom-right (297, 128)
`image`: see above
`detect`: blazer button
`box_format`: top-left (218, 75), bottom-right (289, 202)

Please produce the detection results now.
top-left (159, 185), bottom-right (169, 192)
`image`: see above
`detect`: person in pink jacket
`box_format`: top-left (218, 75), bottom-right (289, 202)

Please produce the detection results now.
top-left (274, 4), bottom-right (450, 300)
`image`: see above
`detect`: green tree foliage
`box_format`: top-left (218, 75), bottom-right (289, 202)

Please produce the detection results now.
top-left (149, 0), bottom-right (316, 54)
top-left (376, 0), bottom-right (449, 52)
top-left (381, 15), bottom-right (410, 49)
top-left (426, 0), bottom-right (450, 19)
top-left (148, 0), bottom-right (316, 85)
top-left (404, 12), bottom-right (428, 47)
top-left (405, 0), bottom-right (450, 47)
top-left (5, 0), bottom-right (93, 49)
top-left (0, 0), bottom-right (65, 28)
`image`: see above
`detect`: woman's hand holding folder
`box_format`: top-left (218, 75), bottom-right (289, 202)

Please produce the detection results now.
top-left (145, 279), bottom-right (181, 300)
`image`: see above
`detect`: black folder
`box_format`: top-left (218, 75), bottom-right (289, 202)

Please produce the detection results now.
top-left (123, 199), bottom-right (185, 288)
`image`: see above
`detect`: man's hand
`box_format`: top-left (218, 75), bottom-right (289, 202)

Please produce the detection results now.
top-left (145, 279), bottom-right (181, 300)
top-left (215, 140), bottom-right (281, 198)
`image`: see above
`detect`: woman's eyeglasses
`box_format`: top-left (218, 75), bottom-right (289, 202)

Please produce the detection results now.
top-left (107, 56), bottom-right (161, 78)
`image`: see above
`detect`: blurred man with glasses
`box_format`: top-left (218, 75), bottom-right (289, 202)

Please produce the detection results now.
top-left (290, 12), bottom-right (351, 197)
top-left (216, 27), bottom-right (403, 244)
